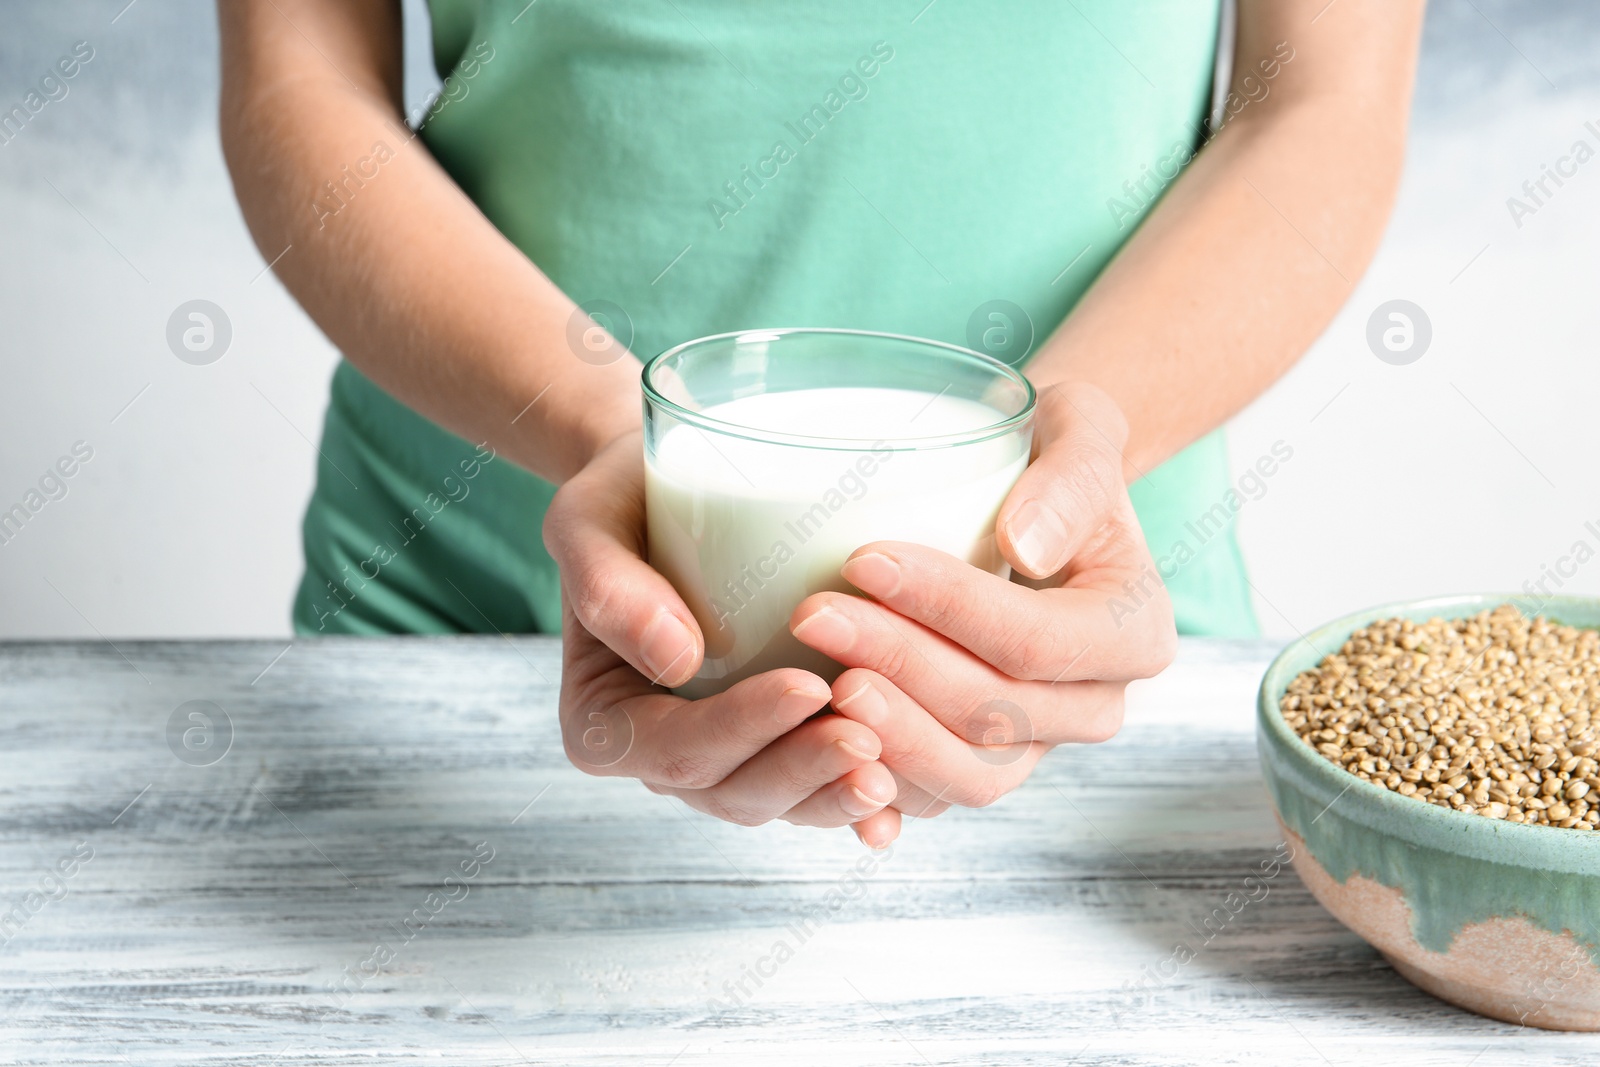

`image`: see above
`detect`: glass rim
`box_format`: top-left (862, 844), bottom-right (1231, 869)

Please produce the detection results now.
top-left (640, 327), bottom-right (1037, 452)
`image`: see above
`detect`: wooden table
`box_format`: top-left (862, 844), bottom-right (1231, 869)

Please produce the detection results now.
top-left (2, 637), bottom-right (1595, 1065)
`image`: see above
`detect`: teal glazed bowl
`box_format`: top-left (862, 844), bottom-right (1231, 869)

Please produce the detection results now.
top-left (1258, 594), bottom-right (1600, 1030)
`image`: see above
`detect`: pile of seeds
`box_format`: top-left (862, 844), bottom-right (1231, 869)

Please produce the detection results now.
top-left (1281, 604), bottom-right (1600, 829)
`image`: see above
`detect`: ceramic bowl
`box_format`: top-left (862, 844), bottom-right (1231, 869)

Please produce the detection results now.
top-left (1257, 593), bottom-right (1600, 1030)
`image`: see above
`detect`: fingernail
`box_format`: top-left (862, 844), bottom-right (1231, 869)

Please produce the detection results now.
top-left (1005, 499), bottom-right (1068, 576)
top-left (835, 737), bottom-right (880, 763)
top-left (841, 552), bottom-right (901, 598)
top-left (775, 684), bottom-right (829, 724)
top-left (841, 785), bottom-right (886, 818)
top-left (854, 823), bottom-right (898, 849)
top-left (639, 610), bottom-right (695, 686)
top-left (833, 679), bottom-right (887, 726)
top-left (791, 605), bottom-right (856, 655)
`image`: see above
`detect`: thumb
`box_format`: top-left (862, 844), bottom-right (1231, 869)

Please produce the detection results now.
top-left (997, 382), bottom-right (1131, 580)
top-left (543, 433), bottom-right (705, 688)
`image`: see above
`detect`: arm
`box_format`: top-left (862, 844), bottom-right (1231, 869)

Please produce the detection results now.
top-left (1028, 0), bottom-right (1427, 477)
top-left (220, 0), bottom-right (891, 834)
top-left (216, 0), bottom-right (638, 484)
top-left (803, 1), bottom-right (1427, 845)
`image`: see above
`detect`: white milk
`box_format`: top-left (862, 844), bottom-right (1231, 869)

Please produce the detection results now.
top-left (645, 386), bottom-right (1029, 699)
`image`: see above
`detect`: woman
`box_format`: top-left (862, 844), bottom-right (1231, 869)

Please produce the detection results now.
top-left (219, 0), bottom-right (1424, 846)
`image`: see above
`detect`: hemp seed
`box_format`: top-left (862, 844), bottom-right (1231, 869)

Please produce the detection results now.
top-left (1281, 605), bottom-right (1599, 830)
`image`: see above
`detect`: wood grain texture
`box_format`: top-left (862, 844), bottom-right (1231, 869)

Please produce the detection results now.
top-left (0, 637), bottom-right (1594, 1065)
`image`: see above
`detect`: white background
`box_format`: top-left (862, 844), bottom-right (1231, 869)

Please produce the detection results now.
top-left (1, 0), bottom-right (1596, 641)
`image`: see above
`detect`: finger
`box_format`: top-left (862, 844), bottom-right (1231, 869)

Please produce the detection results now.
top-left (792, 594), bottom-right (1128, 744)
top-left (563, 658), bottom-right (833, 787)
top-left (840, 541), bottom-right (1175, 681)
top-left (664, 714), bottom-right (884, 827)
top-left (851, 807), bottom-right (901, 849)
top-left (881, 770), bottom-right (952, 820)
top-left (831, 669), bottom-right (1046, 808)
top-left (997, 383), bottom-right (1131, 580)
top-left (781, 762), bottom-right (898, 829)
top-left (543, 432), bottom-right (703, 688)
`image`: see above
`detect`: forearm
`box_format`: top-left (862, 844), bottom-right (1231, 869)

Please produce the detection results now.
top-left (1028, 0), bottom-right (1424, 478)
top-left (217, 0), bottom-right (638, 485)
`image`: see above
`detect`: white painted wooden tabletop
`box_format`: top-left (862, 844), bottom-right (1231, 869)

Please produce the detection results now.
top-left (2, 637), bottom-right (1596, 1065)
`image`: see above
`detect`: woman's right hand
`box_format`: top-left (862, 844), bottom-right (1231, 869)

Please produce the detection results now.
top-left (543, 431), bottom-right (898, 831)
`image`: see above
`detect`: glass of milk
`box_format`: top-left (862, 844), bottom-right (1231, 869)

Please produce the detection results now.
top-left (642, 328), bottom-right (1035, 699)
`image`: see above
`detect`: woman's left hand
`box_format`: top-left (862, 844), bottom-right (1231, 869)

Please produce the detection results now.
top-left (788, 383), bottom-right (1179, 847)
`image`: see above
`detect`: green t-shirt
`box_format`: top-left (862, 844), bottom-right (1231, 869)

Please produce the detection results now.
top-left (293, 0), bottom-right (1258, 637)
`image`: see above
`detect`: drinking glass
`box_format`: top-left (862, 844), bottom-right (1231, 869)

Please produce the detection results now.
top-left (642, 328), bottom-right (1036, 698)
